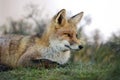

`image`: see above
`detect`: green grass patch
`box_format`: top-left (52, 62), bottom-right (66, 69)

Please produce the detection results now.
top-left (0, 62), bottom-right (112, 80)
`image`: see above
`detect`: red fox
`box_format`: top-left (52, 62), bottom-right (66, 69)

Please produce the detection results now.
top-left (0, 9), bottom-right (84, 69)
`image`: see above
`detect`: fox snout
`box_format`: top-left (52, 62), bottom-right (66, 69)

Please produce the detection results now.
top-left (71, 44), bottom-right (83, 51)
top-left (70, 38), bottom-right (83, 50)
top-left (65, 43), bottom-right (83, 51)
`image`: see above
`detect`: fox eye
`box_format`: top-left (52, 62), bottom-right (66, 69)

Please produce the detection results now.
top-left (67, 34), bottom-right (71, 37)
top-left (64, 33), bottom-right (71, 37)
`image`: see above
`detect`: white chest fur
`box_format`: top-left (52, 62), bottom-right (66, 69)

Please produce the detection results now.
top-left (42, 50), bottom-right (71, 64)
top-left (38, 40), bottom-right (71, 64)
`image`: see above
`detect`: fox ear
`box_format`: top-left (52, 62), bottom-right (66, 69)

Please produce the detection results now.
top-left (69, 12), bottom-right (84, 24)
top-left (53, 9), bottom-right (66, 26)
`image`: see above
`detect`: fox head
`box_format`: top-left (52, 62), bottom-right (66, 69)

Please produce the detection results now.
top-left (45, 9), bottom-right (84, 51)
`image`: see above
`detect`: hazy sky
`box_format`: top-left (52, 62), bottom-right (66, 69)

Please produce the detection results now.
top-left (0, 0), bottom-right (120, 41)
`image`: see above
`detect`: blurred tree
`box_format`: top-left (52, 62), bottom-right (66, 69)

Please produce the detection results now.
top-left (109, 32), bottom-right (120, 44)
top-left (93, 29), bottom-right (102, 48)
top-left (24, 3), bottom-right (47, 37)
top-left (77, 15), bottom-right (92, 39)
top-left (0, 3), bottom-right (47, 36)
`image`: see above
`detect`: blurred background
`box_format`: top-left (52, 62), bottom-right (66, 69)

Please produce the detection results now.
top-left (0, 0), bottom-right (120, 79)
top-left (0, 0), bottom-right (120, 41)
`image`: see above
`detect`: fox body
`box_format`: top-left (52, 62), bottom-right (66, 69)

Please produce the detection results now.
top-left (0, 9), bottom-right (84, 68)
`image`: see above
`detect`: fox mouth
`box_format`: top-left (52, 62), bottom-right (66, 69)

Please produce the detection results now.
top-left (65, 45), bottom-right (71, 50)
top-left (65, 45), bottom-right (83, 51)
top-left (65, 45), bottom-right (79, 51)
top-left (62, 45), bottom-right (71, 52)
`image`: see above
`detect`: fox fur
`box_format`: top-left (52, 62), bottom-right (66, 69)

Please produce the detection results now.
top-left (0, 9), bottom-right (84, 68)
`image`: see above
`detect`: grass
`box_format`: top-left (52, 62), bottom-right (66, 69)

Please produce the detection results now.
top-left (0, 62), bottom-right (112, 80)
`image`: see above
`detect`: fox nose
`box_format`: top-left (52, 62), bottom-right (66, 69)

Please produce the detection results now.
top-left (79, 45), bottom-right (83, 49)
